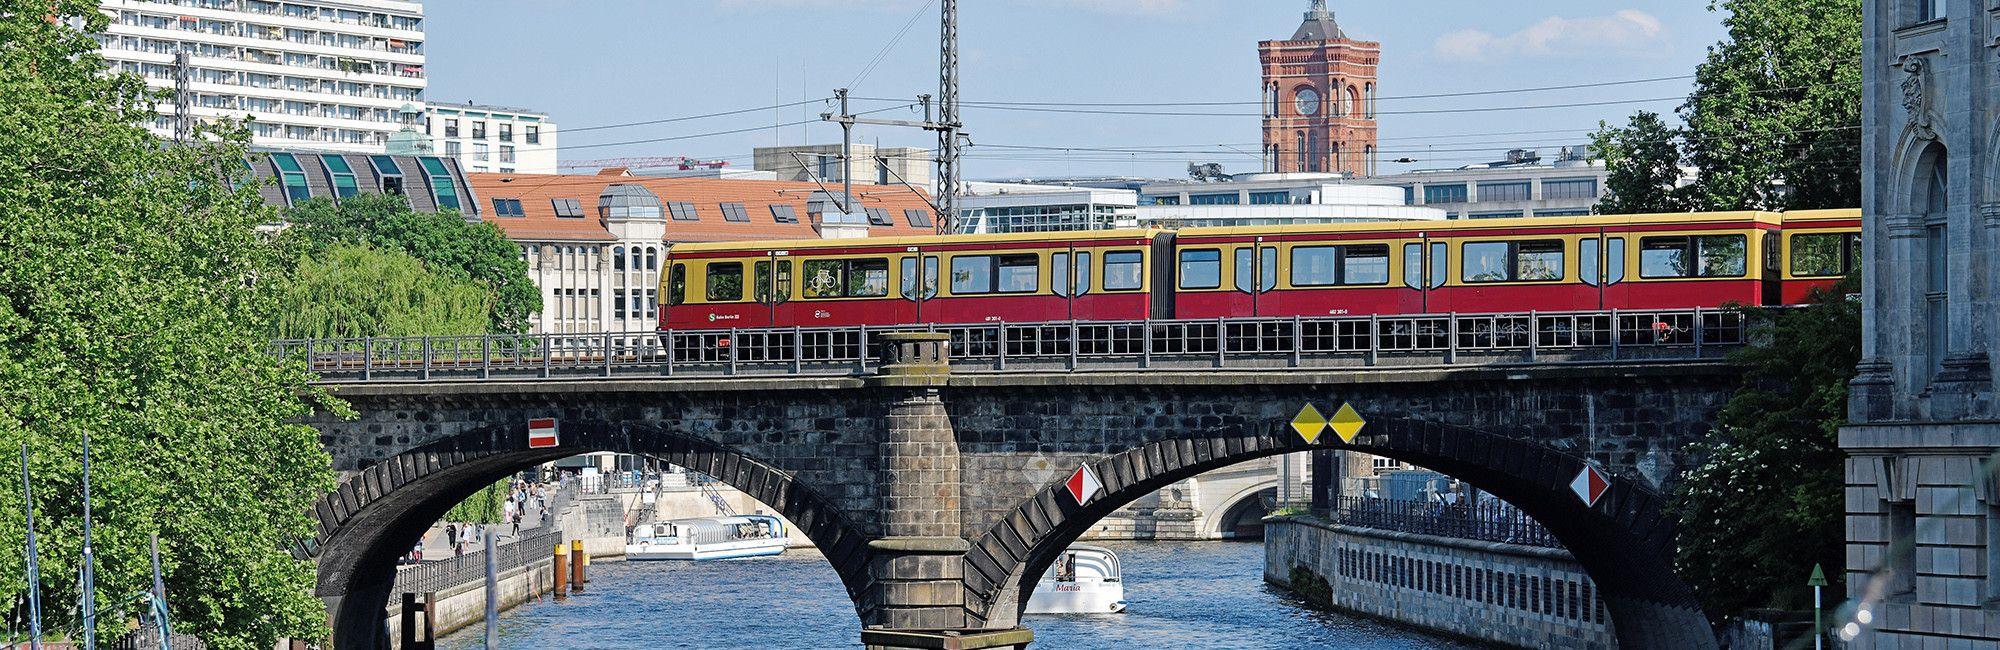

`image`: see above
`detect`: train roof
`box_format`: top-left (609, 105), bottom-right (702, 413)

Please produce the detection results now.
top-left (1781, 208), bottom-right (1863, 223)
top-left (666, 228), bottom-right (1161, 253)
top-left (1174, 210), bottom-right (1787, 239)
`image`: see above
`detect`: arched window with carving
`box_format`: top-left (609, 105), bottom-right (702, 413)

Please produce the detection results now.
top-left (1349, 85), bottom-right (1364, 118)
top-left (1365, 83), bottom-right (1376, 118)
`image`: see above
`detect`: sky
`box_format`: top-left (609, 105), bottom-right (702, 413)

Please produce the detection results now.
top-left (423, 1), bottom-right (1731, 180)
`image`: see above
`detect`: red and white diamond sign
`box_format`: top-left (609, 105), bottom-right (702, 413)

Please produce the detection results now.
top-left (528, 418), bottom-right (559, 449)
top-left (1064, 464), bottom-right (1103, 505)
top-left (1571, 464), bottom-right (1610, 508)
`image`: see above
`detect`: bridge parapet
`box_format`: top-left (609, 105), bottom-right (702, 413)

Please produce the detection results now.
top-left (275, 308), bottom-right (1746, 384)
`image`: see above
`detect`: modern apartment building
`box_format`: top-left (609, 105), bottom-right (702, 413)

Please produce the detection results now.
top-left (96, 0), bottom-right (427, 153)
top-left (426, 101), bottom-right (559, 175)
top-left (753, 143), bottom-right (933, 190)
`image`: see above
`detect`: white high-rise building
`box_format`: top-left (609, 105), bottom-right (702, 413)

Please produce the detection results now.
top-left (426, 101), bottom-right (559, 175)
top-left (95, 0), bottom-right (427, 153)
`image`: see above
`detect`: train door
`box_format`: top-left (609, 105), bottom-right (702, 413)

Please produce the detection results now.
top-left (1233, 239), bottom-right (1278, 316)
top-left (899, 249), bottom-right (939, 325)
top-left (1053, 244), bottom-right (1093, 321)
top-left (1578, 231), bottom-right (1627, 309)
top-left (753, 251), bottom-right (793, 327)
top-left (1401, 235), bottom-right (1450, 314)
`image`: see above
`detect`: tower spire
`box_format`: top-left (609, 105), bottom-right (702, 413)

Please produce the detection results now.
top-left (1307, 0), bottom-right (1330, 19)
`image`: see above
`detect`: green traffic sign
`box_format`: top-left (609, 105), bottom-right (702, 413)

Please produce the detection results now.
top-left (1807, 563), bottom-right (1828, 587)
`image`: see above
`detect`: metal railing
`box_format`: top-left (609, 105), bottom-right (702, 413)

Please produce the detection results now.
top-left (392, 528), bottom-right (563, 595)
top-left (271, 308), bottom-right (1745, 383)
top-left (1327, 496), bottom-right (1560, 548)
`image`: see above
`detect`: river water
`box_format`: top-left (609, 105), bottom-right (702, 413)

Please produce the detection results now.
top-left (438, 541), bottom-right (1473, 649)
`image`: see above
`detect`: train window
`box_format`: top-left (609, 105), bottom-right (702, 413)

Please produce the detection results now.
top-left (1606, 238), bottom-right (1626, 284)
top-left (1463, 240), bottom-right (1564, 283)
top-left (1790, 233), bottom-right (1851, 277)
top-left (1580, 239), bottom-right (1601, 286)
top-left (900, 256), bottom-right (940, 300)
top-left (705, 262), bottom-right (743, 302)
top-left (1295, 245), bottom-right (1388, 287)
top-left (1342, 245), bottom-right (1390, 285)
top-left (1401, 244), bottom-right (1422, 290)
top-left (1428, 242), bottom-right (1448, 289)
top-left (1640, 235), bottom-right (1746, 278)
top-left (1053, 252), bottom-right (1093, 297)
top-left (753, 260), bottom-right (792, 303)
top-left (951, 256), bottom-right (993, 294)
top-left (997, 255), bottom-right (1040, 293)
top-left (1234, 246), bottom-right (1277, 292)
top-left (1103, 251), bottom-right (1144, 291)
top-left (667, 264), bottom-right (686, 306)
top-left (1179, 249), bottom-right (1222, 289)
top-left (802, 259), bottom-right (891, 299)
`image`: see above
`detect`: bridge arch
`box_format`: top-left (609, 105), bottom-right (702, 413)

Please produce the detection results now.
top-left (302, 420), bottom-right (872, 650)
top-left (1203, 480), bottom-right (1279, 539)
top-left (961, 416), bottom-right (1712, 650)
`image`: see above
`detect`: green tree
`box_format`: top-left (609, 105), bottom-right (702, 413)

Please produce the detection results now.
top-left (273, 245), bottom-right (492, 340)
top-left (1593, 111), bottom-right (1692, 215)
top-left (280, 193), bottom-right (540, 333)
top-left (445, 479), bottom-right (510, 525)
top-left (1681, 0), bottom-right (1862, 211)
top-left (0, 2), bottom-right (334, 647)
top-left (1673, 280), bottom-right (1859, 617)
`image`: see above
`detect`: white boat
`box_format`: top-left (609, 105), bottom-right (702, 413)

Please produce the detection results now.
top-left (1024, 545), bottom-right (1128, 615)
top-left (624, 515), bottom-right (787, 561)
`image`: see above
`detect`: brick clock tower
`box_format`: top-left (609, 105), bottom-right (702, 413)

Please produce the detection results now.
top-left (1260, 0), bottom-right (1378, 176)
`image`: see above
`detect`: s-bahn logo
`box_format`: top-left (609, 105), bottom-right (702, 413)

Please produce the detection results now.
top-left (707, 313), bottom-right (741, 323)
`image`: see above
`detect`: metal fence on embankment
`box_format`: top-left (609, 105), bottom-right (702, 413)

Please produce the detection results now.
top-left (392, 528), bottom-right (564, 595)
top-left (273, 308), bottom-right (1747, 382)
top-left (1328, 496), bottom-right (1561, 548)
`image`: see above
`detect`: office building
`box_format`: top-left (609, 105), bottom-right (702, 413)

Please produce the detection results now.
top-left (426, 101), bottom-right (559, 175)
top-left (754, 144), bottom-right (932, 189)
top-left (97, 0), bottom-right (427, 152)
top-left (958, 182), bottom-right (1137, 234)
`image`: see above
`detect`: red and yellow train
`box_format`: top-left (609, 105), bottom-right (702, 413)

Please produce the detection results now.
top-left (658, 209), bottom-right (1860, 330)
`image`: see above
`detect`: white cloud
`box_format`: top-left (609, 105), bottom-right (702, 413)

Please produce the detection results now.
top-left (1433, 10), bottom-right (1667, 63)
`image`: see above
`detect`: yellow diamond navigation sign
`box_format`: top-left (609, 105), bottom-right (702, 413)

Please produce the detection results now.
top-left (1329, 402), bottom-right (1367, 443)
top-left (1291, 403), bottom-right (1328, 443)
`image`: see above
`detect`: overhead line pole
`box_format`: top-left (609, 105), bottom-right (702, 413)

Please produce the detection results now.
top-left (937, 0), bottom-right (961, 234)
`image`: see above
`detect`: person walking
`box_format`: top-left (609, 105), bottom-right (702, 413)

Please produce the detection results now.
top-left (445, 523), bottom-right (460, 557)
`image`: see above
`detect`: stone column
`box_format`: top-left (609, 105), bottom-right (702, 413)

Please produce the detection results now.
top-left (861, 333), bottom-right (1031, 650)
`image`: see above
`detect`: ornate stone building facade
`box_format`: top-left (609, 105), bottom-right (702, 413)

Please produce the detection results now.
top-left (1846, 0), bottom-right (2000, 644)
top-left (1259, 0), bottom-right (1378, 176)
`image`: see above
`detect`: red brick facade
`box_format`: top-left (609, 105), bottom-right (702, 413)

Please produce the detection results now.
top-left (1259, 16), bottom-right (1379, 176)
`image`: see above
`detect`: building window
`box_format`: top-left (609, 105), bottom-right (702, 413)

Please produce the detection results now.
top-left (1424, 184), bottom-right (1468, 204)
top-left (369, 155), bottom-right (404, 195)
top-left (500, 145), bottom-right (515, 163)
top-left (1468, 210), bottom-right (1525, 220)
top-left (719, 203), bottom-right (750, 223)
top-left (443, 118), bottom-right (458, 137)
top-left (526, 125), bottom-right (540, 144)
top-left (1190, 193), bottom-right (1240, 205)
top-left (1249, 191), bottom-right (1291, 205)
top-left (668, 202), bottom-right (700, 221)
top-left (473, 143), bottom-right (489, 161)
top-left (552, 198), bottom-right (585, 218)
top-left (416, 157), bottom-right (462, 211)
top-left (471, 120), bottom-right (486, 139)
top-left (769, 204), bottom-right (799, 224)
top-left (499, 123), bottom-right (513, 142)
top-left (1915, 0), bottom-right (1944, 22)
top-left (320, 154), bottom-right (358, 199)
top-left (1477, 181), bottom-right (1531, 202)
top-left (489, 198), bottom-right (525, 217)
top-left (1889, 501), bottom-right (1917, 594)
top-left (444, 141), bottom-right (461, 157)
top-left (1542, 178), bottom-right (1600, 200)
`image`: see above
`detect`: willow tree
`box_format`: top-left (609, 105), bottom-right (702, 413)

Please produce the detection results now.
top-left (281, 194), bottom-right (540, 334)
top-left (273, 245), bottom-right (492, 340)
top-left (0, 1), bottom-right (333, 647)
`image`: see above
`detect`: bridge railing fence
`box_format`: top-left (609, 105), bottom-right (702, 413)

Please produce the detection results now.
top-left (271, 308), bottom-right (1747, 382)
top-left (391, 528), bottom-right (563, 595)
top-left (1328, 496), bottom-right (1561, 548)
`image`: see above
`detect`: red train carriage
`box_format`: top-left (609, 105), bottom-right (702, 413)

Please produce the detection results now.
top-left (659, 210), bottom-right (1860, 331)
top-left (661, 230), bottom-right (1165, 330)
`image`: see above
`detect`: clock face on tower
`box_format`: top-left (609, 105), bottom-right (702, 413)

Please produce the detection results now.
top-left (1294, 88), bottom-right (1321, 116)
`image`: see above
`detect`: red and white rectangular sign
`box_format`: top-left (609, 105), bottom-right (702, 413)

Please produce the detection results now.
top-left (528, 418), bottom-right (559, 449)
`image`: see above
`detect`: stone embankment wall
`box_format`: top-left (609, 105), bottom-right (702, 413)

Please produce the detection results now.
top-left (383, 555), bottom-right (560, 644)
top-left (1265, 516), bottom-right (1615, 649)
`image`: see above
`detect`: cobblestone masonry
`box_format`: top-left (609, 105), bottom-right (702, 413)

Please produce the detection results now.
top-left (306, 360), bottom-right (1738, 648)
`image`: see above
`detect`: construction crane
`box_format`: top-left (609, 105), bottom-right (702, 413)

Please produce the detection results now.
top-left (559, 156), bottom-right (731, 171)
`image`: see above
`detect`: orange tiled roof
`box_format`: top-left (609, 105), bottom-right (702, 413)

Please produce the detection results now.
top-left (467, 172), bottom-right (939, 243)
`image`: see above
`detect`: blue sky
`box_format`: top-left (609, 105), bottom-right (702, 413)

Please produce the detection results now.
top-left (424, 1), bottom-right (1729, 180)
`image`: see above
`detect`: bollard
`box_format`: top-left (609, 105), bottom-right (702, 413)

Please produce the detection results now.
top-left (552, 541), bottom-right (569, 600)
top-left (581, 549), bottom-right (591, 585)
top-left (569, 540), bottom-right (585, 592)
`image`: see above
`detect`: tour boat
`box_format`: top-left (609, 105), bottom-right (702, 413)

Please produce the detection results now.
top-left (1024, 545), bottom-right (1128, 615)
top-left (624, 515), bottom-right (787, 561)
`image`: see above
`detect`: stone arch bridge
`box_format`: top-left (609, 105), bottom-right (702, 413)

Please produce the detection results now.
top-left (293, 321), bottom-right (1745, 650)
